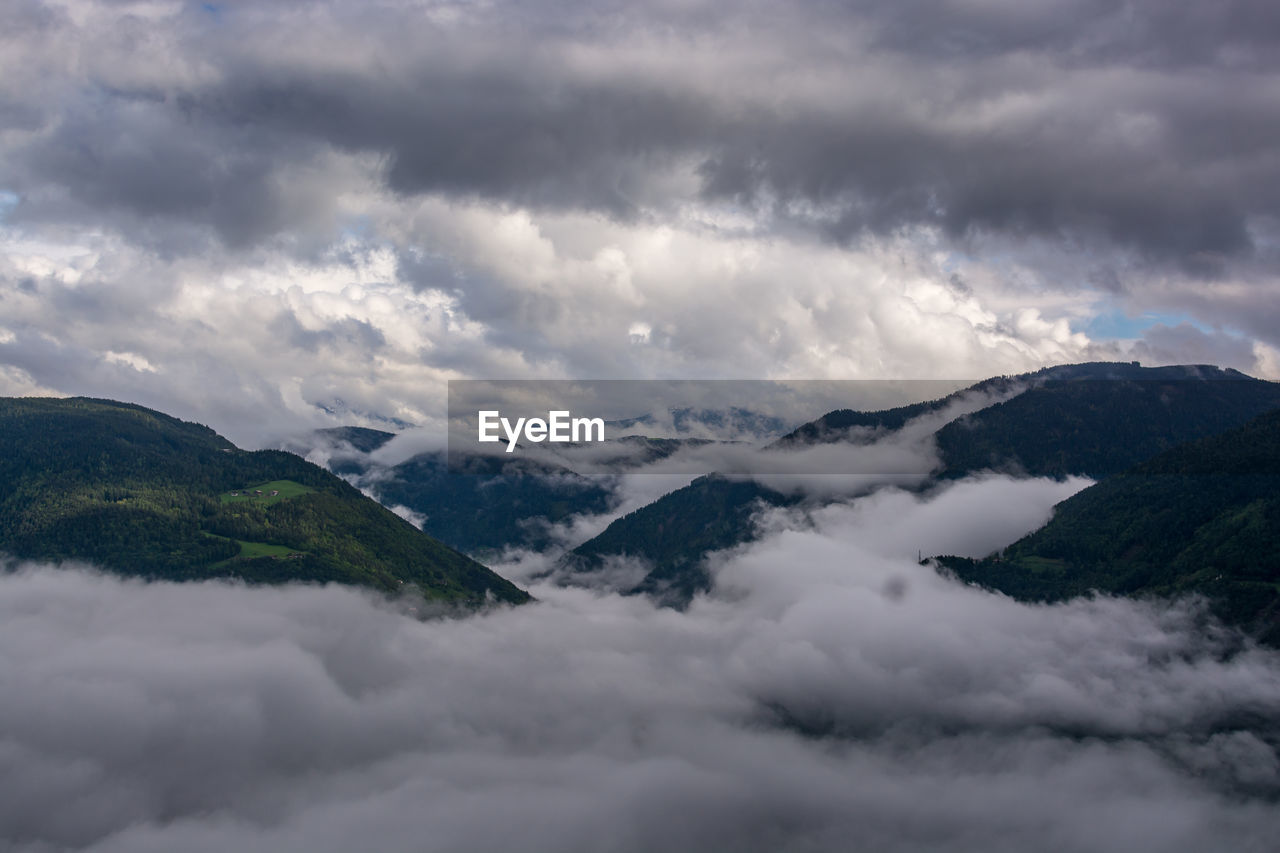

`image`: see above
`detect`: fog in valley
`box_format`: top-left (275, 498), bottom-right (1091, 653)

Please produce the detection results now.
top-left (3, 473), bottom-right (1277, 853)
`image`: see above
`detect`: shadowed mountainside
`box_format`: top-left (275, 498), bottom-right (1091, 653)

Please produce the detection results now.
top-left (937, 407), bottom-right (1280, 644)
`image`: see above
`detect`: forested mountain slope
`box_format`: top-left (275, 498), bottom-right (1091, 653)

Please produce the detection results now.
top-left (938, 408), bottom-right (1280, 644)
top-left (565, 475), bottom-right (800, 604)
top-left (0, 398), bottom-right (529, 606)
top-left (372, 452), bottom-right (614, 556)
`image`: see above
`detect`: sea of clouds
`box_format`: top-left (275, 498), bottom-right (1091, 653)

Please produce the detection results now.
top-left (2, 474), bottom-right (1278, 853)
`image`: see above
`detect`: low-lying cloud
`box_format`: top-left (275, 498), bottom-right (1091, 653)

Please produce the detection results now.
top-left (2, 475), bottom-right (1277, 853)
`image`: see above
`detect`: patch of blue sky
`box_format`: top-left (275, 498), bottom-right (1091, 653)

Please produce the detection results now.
top-left (1082, 309), bottom-right (1213, 340)
top-left (0, 191), bottom-right (18, 223)
top-left (339, 215), bottom-right (373, 240)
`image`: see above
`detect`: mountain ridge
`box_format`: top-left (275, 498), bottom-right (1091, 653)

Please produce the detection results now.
top-left (564, 363), bottom-right (1280, 605)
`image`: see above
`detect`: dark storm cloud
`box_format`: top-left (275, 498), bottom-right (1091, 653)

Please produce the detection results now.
top-left (6, 0), bottom-right (1279, 272)
top-left (207, 64), bottom-right (709, 218)
top-left (2, 476), bottom-right (1279, 852)
top-left (13, 95), bottom-right (330, 249)
top-left (206, 7), bottom-right (1276, 267)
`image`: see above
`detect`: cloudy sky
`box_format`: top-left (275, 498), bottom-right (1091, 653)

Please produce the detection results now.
top-left (1, 0), bottom-right (1279, 444)
top-left (7, 6), bottom-right (1280, 850)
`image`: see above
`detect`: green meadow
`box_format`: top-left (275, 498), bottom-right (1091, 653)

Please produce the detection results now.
top-left (203, 532), bottom-right (305, 568)
top-left (220, 479), bottom-right (315, 506)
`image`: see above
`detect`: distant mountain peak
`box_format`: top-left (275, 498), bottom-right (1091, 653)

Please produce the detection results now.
top-left (315, 399), bottom-right (416, 430)
top-left (313, 426), bottom-right (398, 454)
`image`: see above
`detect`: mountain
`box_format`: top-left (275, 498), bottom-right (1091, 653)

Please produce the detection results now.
top-left (314, 399), bottom-right (415, 430)
top-left (769, 375), bottom-right (1022, 446)
top-left (550, 435), bottom-right (727, 470)
top-left (307, 407), bottom-right (795, 559)
top-left (370, 452), bottom-right (614, 556)
top-left (608, 406), bottom-right (792, 440)
top-left (566, 363), bottom-right (1280, 605)
top-left (301, 432), bottom-right (733, 558)
top-left (775, 363), bottom-right (1265, 472)
top-left (933, 363), bottom-right (1274, 479)
top-left (284, 425), bottom-right (399, 477)
top-left (0, 397), bottom-right (529, 605)
top-left (314, 425), bottom-right (398, 454)
top-left (565, 475), bottom-right (800, 604)
top-left (937, 408), bottom-right (1280, 644)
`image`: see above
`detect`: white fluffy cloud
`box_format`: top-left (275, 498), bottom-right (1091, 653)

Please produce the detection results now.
top-left (0, 197), bottom-right (1128, 446)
